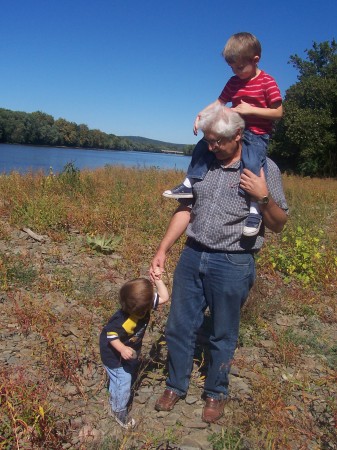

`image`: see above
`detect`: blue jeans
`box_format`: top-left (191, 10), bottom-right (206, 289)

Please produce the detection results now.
top-left (186, 139), bottom-right (214, 180)
top-left (239, 130), bottom-right (269, 197)
top-left (186, 132), bottom-right (269, 182)
top-left (165, 240), bottom-right (255, 399)
top-left (104, 365), bottom-right (132, 413)
top-left (241, 130), bottom-right (269, 176)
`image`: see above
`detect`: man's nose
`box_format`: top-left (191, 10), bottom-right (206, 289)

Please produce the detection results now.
top-left (208, 142), bottom-right (218, 151)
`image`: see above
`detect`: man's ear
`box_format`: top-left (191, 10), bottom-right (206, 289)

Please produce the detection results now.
top-left (235, 130), bottom-right (242, 141)
top-left (253, 55), bottom-right (260, 64)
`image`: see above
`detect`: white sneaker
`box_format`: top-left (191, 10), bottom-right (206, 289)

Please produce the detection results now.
top-left (112, 410), bottom-right (136, 429)
top-left (243, 214), bottom-right (262, 237)
top-left (163, 183), bottom-right (193, 198)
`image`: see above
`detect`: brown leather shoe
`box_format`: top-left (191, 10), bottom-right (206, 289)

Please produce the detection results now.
top-left (155, 389), bottom-right (181, 411)
top-left (202, 397), bottom-right (226, 423)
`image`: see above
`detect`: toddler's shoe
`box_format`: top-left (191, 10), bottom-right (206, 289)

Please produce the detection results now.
top-left (163, 183), bottom-right (193, 199)
top-left (243, 213), bottom-right (262, 237)
top-left (112, 410), bottom-right (136, 429)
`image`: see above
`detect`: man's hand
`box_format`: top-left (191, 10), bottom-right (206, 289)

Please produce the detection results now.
top-left (149, 249), bottom-right (166, 282)
top-left (240, 167), bottom-right (269, 200)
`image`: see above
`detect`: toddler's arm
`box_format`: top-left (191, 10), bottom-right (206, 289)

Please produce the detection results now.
top-left (110, 339), bottom-right (135, 360)
top-left (153, 269), bottom-right (169, 305)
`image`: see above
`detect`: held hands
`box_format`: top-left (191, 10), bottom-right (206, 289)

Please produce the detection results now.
top-left (149, 249), bottom-right (166, 282)
top-left (153, 267), bottom-right (163, 281)
top-left (240, 168), bottom-right (269, 201)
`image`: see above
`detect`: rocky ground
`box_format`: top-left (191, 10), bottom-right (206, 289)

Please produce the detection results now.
top-left (0, 221), bottom-right (336, 450)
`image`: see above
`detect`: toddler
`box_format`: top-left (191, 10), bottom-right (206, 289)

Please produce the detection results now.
top-left (99, 272), bottom-right (169, 428)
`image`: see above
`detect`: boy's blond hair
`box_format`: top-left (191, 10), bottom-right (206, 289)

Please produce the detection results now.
top-left (222, 32), bottom-right (261, 64)
top-left (119, 278), bottom-right (154, 316)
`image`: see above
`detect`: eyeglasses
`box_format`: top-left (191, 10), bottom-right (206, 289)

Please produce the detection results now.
top-left (202, 136), bottom-right (224, 147)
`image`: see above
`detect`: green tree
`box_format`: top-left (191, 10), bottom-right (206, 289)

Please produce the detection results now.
top-left (270, 39), bottom-right (337, 176)
top-left (78, 124), bottom-right (90, 147)
top-left (28, 111), bottom-right (59, 145)
top-left (55, 118), bottom-right (79, 147)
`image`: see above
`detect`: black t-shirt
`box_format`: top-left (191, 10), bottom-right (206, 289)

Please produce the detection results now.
top-left (99, 293), bottom-right (159, 369)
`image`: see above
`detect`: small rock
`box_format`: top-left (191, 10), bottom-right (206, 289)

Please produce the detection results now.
top-left (162, 413), bottom-right (180, 426)
top-left (260, 340), bottom-right (275, 349)
top-left (133, 392), bottom-right (152, 404)
top-left (155, 411), bottom-right (170, 418)
top-left (78, 425), bottom-right (102, 442)
top-left (185, 395), bottom-right (198, 405)
top-left (276, 314), bottom-right (305, 327)
top-left (230, 365), bottom-right (240, 376)
top-left (182, 420), bottom-right (208, 429)
top-left (231, 378), bottom-right (252, 395)
top-left (139, 385), bottom-right (154, 393)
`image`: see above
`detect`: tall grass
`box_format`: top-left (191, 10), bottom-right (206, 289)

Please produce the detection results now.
top-left (1, 165), bottom-right (336, 287)
top-left (0, 165), bottom-right (336, 449)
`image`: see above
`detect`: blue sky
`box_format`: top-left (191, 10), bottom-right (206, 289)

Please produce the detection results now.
top-left (1, 0), bottom-right (336, 145)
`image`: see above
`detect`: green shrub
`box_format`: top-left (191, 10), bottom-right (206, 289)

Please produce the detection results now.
top-left (259, 226), bottom-right (335, 286)
top-left (12, 196), bottom-right (67, 232)
top-left (86, 233), bottom-right (122, 254)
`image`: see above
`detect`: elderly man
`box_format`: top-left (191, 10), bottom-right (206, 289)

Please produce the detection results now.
top-left (150, 104), bottom-right (288, 423)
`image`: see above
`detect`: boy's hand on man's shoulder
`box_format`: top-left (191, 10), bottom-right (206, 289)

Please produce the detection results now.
top-left (232, 100), bottom-right (255, 115)
top-left (193, 115), bottom-right (200, 135)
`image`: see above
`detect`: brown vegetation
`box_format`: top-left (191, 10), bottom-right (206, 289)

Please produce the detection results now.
top-left (0, 166), bottom-right (336, 449)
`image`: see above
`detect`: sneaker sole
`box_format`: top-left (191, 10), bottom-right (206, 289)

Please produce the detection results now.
top-left (242, 224), bottom-right (261, 237)
top-left (114, 416), bottom-right (136, 429)
top-left (162, 193), bottom-right (193, 199)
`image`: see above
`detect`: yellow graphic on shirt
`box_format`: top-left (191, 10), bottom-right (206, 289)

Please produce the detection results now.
top-left (122, 316), bottom-right (138, 335)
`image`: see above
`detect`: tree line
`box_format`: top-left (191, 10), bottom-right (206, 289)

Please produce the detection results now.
top-left (0, 107), bottom-right (195, 154)
top-left (1, 40), bottom-right (336, 176)
top-left (269, 39), bottom-right (337, 177)
top-left (0, 109), bottom-right (163, 152)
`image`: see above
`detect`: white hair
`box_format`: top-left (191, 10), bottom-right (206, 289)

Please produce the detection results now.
top-left (198, 103), bottom-right (245, 139)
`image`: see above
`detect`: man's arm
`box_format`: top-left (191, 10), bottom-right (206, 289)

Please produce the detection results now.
top-left (240, 168), bottom-right (287, 233)
top-left (150, 204), bottom-right (191, 280)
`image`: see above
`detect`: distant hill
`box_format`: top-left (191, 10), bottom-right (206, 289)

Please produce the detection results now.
top-left (121, 136), bottom-right (187, 150)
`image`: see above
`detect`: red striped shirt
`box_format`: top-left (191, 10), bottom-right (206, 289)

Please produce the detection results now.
top-left (219, 70), bottom-right (282, 134)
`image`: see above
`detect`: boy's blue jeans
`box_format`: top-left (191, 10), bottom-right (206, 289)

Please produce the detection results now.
top-left (104, 365), bottom-right (133, 413)
top-left (239, 130), bottom-right (269, 196)
top-left (186, 131), bottom-right (269, 182)
top-left (164, 240), bottom-right (256, 399)
top-left (186, 139), bottom-right (214, 180)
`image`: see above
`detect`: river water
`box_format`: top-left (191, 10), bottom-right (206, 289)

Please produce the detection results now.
top-left (0, 144), bottom-right (191, 174)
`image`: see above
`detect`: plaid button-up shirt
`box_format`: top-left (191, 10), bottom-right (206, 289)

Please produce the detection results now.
top-left (184, 157), bottom-right (288, 252)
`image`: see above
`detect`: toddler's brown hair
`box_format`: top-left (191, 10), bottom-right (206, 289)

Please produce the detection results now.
top-left (119, 278), bottom-right (154, 316)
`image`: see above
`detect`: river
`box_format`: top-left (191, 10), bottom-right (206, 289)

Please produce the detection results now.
top-left (0, 144), bottom-right (191, 174)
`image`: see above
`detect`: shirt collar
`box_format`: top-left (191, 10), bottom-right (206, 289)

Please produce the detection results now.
top-left (215, 160), bottom-right (241, 170)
